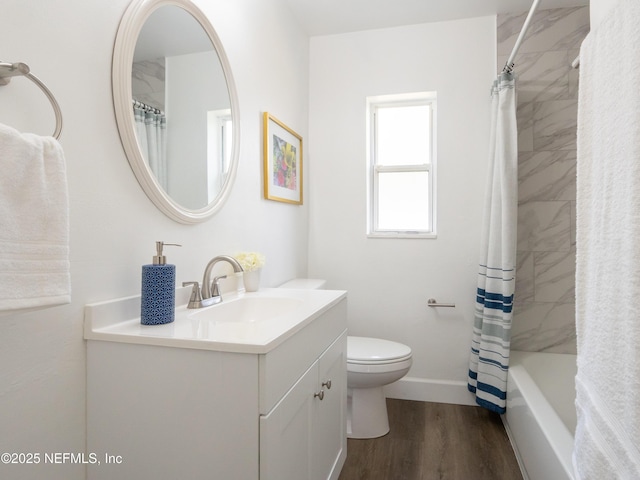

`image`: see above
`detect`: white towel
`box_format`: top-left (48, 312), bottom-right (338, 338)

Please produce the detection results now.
top-left (0, 123), bottom-right (70, 312)
top-left (574, 0), bottom-right (640, 477)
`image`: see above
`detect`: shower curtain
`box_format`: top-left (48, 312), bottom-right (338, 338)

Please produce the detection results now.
top-left (134, 105), bottom-right (167, 190)
top-left (467, 73), bottom-right (518, 414)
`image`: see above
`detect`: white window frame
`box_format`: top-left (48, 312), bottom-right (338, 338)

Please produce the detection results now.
top-left (366, 92), bottom-right (437, 239)
top-left (207, 109), bottom-right (232, 203)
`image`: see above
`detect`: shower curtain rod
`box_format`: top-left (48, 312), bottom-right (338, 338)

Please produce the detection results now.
top-left (132, 98), bottom-right (164, 115)
top-left (502, 0), bottom-right (542, 74)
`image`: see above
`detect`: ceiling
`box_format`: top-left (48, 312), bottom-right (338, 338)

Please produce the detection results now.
top-left (284, 0), bottom-right (590, 36)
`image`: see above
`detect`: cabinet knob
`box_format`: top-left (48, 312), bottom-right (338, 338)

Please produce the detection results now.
top-left (314, 390), bottom-right (325, 401)
top-left (322, 380), bottom-right (332, 390)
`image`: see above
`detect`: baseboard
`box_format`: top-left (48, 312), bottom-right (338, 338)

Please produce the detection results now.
top-left (384, 376), bottom-right (477, 406)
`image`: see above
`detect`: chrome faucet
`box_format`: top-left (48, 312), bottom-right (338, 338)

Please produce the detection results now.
top-left (183, 255), bottom-right (244, 309)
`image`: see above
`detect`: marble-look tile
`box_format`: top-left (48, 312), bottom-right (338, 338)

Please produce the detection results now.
top-left (515, 251), bottom-right (535, 303)
top-left (497, 12), bottom-right (525, 56)
top-left (498, 6), bottom-right (586, 354)
top-left (511, 302), bottom-right (576, 353)
top-left (132, 58), bottom-right (166, 110)
top-left (534, 248), bottom-right (576, 303)
top-left (132, 59), bottom-right (165, 82)
top-left (518, 201), bottom-right (572, 252)
top-left (535, 303), bottom-right (577, 354)
top-left (518, 150), bottom-right (576, 202)
top-left (539, 337), bottom-right (577, 354)
top-left (524, 8), bottom-right (590, 53)
top-left (514, 51), bottom-right (572, 103)
top-left (533, 99), bottom-right (578, 150)
top-left (517, 102), bottom-right (534, 152)
top-left (511, 302), bottom-right (548, 348)
top-left (497, 7), bottom-right (590, 56)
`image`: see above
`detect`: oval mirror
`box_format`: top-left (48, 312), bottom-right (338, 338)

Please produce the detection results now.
top-left (113, 0), bottom-right (240, 223)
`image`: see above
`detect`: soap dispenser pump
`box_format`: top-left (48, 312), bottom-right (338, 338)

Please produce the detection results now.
top-left (141, 241), bottom-right (181, 325)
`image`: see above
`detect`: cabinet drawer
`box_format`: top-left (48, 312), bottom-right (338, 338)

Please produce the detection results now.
top-left (259, 297), bottom-right (347, 414)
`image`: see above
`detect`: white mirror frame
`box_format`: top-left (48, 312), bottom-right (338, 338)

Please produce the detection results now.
top-left (112, 0), bottom-right (240, 224)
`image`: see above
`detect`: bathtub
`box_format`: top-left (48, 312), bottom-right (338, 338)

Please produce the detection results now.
top-left (503, 351), bottom-right (577, 480)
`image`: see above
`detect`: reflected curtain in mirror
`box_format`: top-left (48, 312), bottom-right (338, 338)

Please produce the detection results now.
top-left (133, 102), bottom-right (167, 190)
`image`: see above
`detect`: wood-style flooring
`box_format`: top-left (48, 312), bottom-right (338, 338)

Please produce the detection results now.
top-left (339, 399), bottom-right (523, 480)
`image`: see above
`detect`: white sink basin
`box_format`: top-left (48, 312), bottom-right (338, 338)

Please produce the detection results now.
top-left (84, 288), bottom-right (347, 354)
top-left (188, 296), bottom-right (303, 324)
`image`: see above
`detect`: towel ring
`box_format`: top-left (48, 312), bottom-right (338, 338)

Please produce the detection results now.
top-left (0, 62), bottom-right (63, 139)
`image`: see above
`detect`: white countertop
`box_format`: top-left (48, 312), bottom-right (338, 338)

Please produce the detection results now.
top-left (84, 287), bottom-right (347, 354)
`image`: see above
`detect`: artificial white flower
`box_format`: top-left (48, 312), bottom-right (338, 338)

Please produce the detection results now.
top-left (235, 252), bottom-right (266, 272)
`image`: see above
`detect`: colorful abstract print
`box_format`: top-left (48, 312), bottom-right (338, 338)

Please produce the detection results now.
top-left (272, 134), bottom-right (297, 191)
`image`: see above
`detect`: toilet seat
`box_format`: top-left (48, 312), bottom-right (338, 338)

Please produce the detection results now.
top-left (347, 357), bottom-right (413, 374)
top-left (347, 336), bottom-right (412, 365)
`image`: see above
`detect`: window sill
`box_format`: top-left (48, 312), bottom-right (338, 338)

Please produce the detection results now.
top-left (367, 232), bottom-right (437, 239)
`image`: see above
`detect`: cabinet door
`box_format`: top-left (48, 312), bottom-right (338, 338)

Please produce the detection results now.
top-left (260, 362), bottom-right (318, 480)
top-left (312, 332), bottom-right (347, 480)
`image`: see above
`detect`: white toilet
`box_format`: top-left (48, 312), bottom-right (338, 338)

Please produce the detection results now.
top-left (279, 279), bottom-right (413, 439)
top-left (346, 336), bottom-right (412, 438)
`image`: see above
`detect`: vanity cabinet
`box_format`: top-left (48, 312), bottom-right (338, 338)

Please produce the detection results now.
top-left (260, 332), bottom-right (346, 480)
top-left (86, 294), bottom-right (347, 480)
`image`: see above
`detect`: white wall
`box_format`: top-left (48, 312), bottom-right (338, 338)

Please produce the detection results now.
top-left (166, 50), bottom-right (227, 208)
top-left (308, 17), bottom-right (496, 404)
top-left (0, 0), bottom-right (309, 478)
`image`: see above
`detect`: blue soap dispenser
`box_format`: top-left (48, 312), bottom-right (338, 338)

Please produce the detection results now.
top-left (141, 241), bottom-right (181, 325)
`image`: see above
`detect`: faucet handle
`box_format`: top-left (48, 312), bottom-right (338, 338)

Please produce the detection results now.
top-left (182, 281), bottom-right (202, 309)
top-left (211, 275), bottom-right (228, 297)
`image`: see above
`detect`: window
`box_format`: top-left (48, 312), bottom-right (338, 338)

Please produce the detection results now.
top-left (367, 92), bottom-right (437, 238)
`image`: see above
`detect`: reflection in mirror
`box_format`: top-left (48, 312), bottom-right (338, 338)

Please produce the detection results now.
top-left (113, 0), bottom-right (239, 223)
top-left (132, 6), bottom-right (231, 210)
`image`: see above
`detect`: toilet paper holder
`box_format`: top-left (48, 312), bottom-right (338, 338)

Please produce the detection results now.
top-left (427, 298), bottom-right (456, 308)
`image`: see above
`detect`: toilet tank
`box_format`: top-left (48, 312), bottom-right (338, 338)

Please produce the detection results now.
top-left (279, 278), bottom-right (326, 290)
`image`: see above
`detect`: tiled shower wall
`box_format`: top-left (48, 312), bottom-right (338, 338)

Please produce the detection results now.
top-left (132, 58), bottom-right (166, 111)
top-left (497, 7), bottom-right (589, 353)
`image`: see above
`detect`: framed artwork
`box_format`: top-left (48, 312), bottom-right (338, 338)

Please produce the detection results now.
top-left (263, 112), bottom-right (303, 204)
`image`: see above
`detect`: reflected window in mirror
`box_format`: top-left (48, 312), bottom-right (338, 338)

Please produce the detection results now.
top-left (207, 109), bottom-right (232, 203)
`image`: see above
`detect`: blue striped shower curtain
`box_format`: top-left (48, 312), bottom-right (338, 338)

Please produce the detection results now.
top-left (134, 105), bottom-right (167, 190)
top-left (467, 73), bottom-right (518, 414)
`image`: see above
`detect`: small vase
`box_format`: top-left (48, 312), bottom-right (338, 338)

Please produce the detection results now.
top-left (243, 269), bottom-right (261, 292)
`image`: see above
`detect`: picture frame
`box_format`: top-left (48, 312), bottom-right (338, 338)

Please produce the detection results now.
top-left (263, 112), bottom-right (303, 204)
